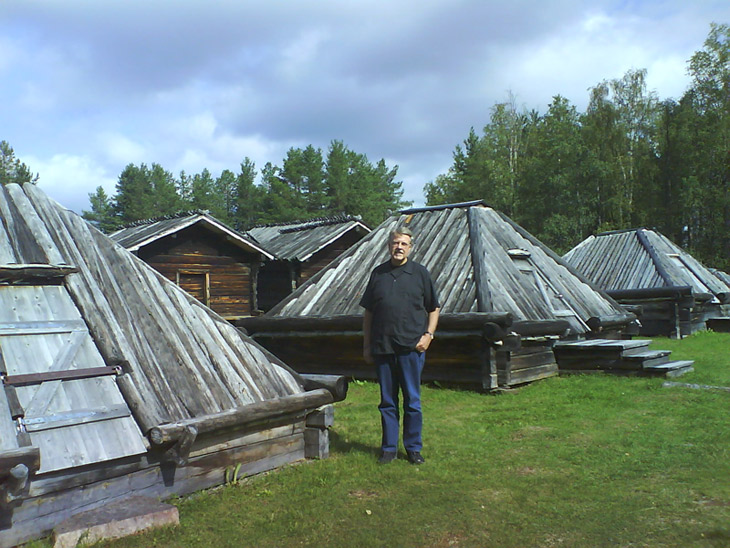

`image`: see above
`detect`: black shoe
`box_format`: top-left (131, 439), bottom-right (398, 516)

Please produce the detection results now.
top-left (406, 451), bottom-right (425, 465)
top-left (378, 451), bottom-right (397, 464)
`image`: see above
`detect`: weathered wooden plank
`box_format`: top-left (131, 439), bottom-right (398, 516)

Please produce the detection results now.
top-left (22, 185), bottom-right (174, 425)
top-left (0, 264), bottom-right (77, 281)
top-left (148, 389), bottom-right (332, 445)
top-left (467, 207), bottom-right (493, 312)
top-left (0, 189), bottom-right (20, 263)
top-left (5, 432), bottom-right (305, 548)
top-left (5, 365), bottom-right (119, 388)
top-left (23, 405), bottom-right (131, 433)
top-left (0, 185), bottom-right (47, 263)
top-left (5, 183), bottom-right (66, 265)
top-left (0, 384), bottom-right (21, 452)
top-left (0, 320), bottom-right (86, 336)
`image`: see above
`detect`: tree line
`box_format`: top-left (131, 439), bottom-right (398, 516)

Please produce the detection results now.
top-left (2, 24), bottom-right (727, 270)
top-left (81, 140), bottom-right (408, 233)
top-left (427, 23), bottom-right (729, 269)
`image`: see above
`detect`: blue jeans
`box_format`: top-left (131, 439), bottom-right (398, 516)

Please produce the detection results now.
top-left (375, 351), bottom-right (425, 453)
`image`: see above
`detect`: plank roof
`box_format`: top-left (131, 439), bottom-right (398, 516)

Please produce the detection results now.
top-left (563, 228), bottom-right (730, 301)
top-left (266, 202), bottom-right (629, 336)
top-left (248, 216), bottom-right (370, 262)
top-left (110, 211), bottom-right (274, 259)
top-left (711, 268), bottom-right (730, 288)
top-left (0, 183), bottom-right (304, 466)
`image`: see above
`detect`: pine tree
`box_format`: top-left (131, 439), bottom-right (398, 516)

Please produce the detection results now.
top-left (0, 141), bottom-right (39, 185)
top-left (82, 186), bottom-right (119, 233)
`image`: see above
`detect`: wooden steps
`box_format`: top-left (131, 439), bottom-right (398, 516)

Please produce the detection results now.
top-left (643, 360), bottom-right (695, 377)
top-left (554, 339), bottom-right (694, 378)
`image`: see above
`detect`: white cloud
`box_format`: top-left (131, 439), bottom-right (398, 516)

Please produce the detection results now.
top-left (97, 133), bottom-right (147, 167)
top-left (27, 154), bottom-right (116, 214)
top-left (2, 0), bottom-right (727, 217)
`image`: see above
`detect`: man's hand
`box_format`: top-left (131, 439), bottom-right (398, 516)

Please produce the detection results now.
top-left (415, 333), bottom-right (433, 353)
top-left (363, 347), bottom-right (374, 364)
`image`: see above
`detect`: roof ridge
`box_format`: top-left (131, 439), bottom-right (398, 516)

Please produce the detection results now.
top-left (399, 200), bottom-right (487, 214)
top-left (118, 209), bottom-right (209, 230)
top-left (250, 213), bottom-right (362, 232)
top-left (595, 227), bottom-right (648, 237)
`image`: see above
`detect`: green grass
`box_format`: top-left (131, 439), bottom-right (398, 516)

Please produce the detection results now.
top-left (32, 332), bottom-right (730, 547)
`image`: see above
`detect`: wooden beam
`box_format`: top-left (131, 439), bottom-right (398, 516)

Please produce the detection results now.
top-left (3, 366), bottom-right (120, 387)
top-left (467, 207), bottom-right (493, 312)
top-left (161, 425), bottom-right (198, 466)
top-left (299, 374), bottom-right (348, 402)
top-left (512, 319), bottom-right (570, 337)
top-left (0, 264), bottom-right (77, 282)
top-left (0, 447), bottom-right (40, 475)
top-left (0, 320), bottom-right (87, 336)
top-left (23, 404), bottom-right (131, 433)
top-left (3, 384), bottom-right (24, 419)
top-left (586, 313), bottom-right (637, 332)
top-left (238, 312), bottom-right (514, 334)
top-left (148, 388), bottom-right (333, 446)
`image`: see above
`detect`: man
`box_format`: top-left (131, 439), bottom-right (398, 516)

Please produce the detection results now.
top-left (360, 226), bottom-right (440, 464)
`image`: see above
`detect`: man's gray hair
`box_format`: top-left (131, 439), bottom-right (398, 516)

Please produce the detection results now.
top-left (389, 226), bottom-right (414, 244)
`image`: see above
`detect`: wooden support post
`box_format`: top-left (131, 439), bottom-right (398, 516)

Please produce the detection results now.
top-left (480, 343), bottom-right (498, 390)
top-left (306, 404), bottom-right (334, 429)
top-left (161, 425), bottom-right (198, 466)
top-left (305, 404), bottom-right (334, 459)
top-left (673, 301), bottom-right (681, 339)
top-left (304, 428), bottom-right (329, 459)
top-left (0, 447), bottom-right (40, 504)
top-left (2, 464), bottom-right (29, 504)
top-left (0, 447), bottom-right (41, 475)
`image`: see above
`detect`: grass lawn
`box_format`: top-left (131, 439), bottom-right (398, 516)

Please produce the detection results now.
top-left (30, 331), bottom-right (730, 547)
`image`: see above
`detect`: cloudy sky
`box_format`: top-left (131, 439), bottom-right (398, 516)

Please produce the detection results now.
top-left (2, 1), bottom-right (727, 214)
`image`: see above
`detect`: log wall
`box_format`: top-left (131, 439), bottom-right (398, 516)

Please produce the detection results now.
top-left (257, 261), bottom-right (294, 313)
top-left (298, 230), bottom-right (363, 285)
top-left (1, 419), bottom-right (306, 548)
top-left (137, 225), bottom-right (260, 319)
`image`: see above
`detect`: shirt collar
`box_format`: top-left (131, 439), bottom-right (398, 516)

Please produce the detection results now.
top-left (387, 259), bottom-right (415, 275)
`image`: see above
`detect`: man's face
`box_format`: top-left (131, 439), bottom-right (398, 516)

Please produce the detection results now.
top-left (389, 234), bottom-right (412, 265)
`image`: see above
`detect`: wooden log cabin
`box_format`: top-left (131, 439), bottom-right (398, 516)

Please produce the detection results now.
top-left (248, 216), bottom-right (371, 311)
top-left (238, 201), bottom-right (637, 390)
top-left (0, 183), bottom-right (343, 547)
top-left (111, 212), bottom-right (274, 320)
top-left (563, 228), bottom-right (730, 338)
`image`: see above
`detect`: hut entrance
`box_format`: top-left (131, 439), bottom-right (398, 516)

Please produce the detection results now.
top-left (0, 285), bottom-right (146, 474)
top-left (509, 249), bottom-right (588, 332)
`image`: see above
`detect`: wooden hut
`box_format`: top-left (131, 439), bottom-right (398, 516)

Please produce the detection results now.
top-left (248, 216), bottom-right (370, 311)
top-left (563, 228), bottom-right (730, 337)
top-left (0, 184), bottom-right (342, 547)
top-left (239, 201), bottom-right (648, 390)
top-left (110, 212), bottom-right (273, 320)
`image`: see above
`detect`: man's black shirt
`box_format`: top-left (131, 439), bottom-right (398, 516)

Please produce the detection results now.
top-left (360, 259), bottom-right (440, 355)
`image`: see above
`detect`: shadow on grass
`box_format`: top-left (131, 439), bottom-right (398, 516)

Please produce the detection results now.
top-left (329, 430), bottom-right (379, 457)
top-left (703, 528), bottom-right (730, 541)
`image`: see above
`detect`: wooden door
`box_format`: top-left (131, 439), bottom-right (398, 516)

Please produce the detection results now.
top-left (176, 270), bottom-right (210, 306)
top-left (0, 285), bottom-right (147, 474)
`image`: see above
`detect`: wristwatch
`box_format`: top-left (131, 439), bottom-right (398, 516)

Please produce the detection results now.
top-left (424, 332), bottom-right (434, 338)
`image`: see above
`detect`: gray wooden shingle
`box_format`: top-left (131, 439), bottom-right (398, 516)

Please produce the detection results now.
top-left (266, 201), bottom-right (629, 335)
